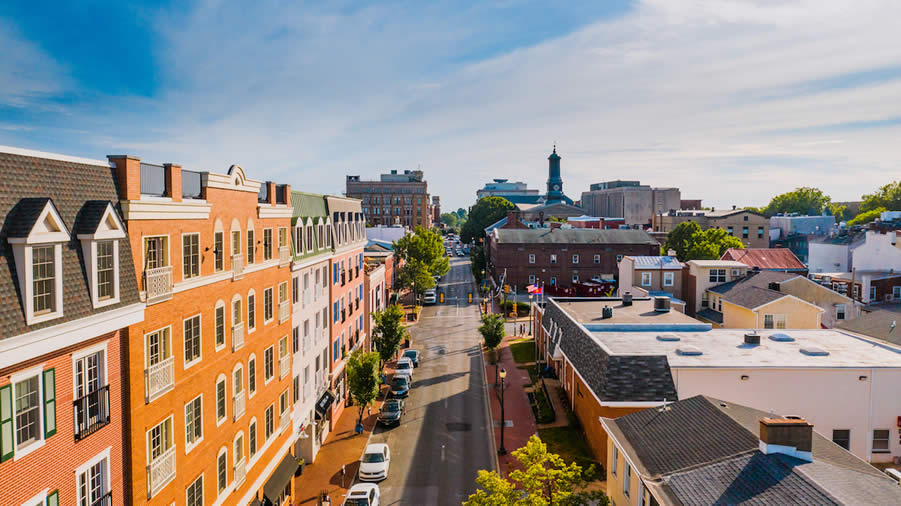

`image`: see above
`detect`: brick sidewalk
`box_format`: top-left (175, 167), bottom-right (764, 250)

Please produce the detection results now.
top-left (485, 333), bottom-right (537, 476)
top-left (293, 384), bottom-right (388, 505)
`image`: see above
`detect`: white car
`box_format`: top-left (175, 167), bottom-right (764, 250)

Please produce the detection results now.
top-left (344, 483), bottom-right (380, 505)
top-left (423, 291), bottom-right (437, 305)
top-left (358, 444), bottom-right (391, 482)
top-left (395, 357), bottom-right (414, 380)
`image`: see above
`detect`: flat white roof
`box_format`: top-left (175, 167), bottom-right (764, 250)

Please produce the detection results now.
top-left (591, 329), bottom-right (901, 368)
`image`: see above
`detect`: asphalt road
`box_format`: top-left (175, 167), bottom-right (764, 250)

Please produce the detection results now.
top-left (363, 255), bottom-right (495, 505)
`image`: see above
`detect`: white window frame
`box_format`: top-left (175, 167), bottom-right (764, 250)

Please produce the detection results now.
top-left (216, 446), bottom-right (228, 496)
top-left (184, 394), bottom-right (203, 454)
top-left (835, 303), bottom-right (846, 321)
top-left (641, 272), bottom-right (652, 287)
top-left (215, 374), bottom-right (227, 427)
top-left (214, 300), bottom-right (226, 351)
top-left (528, 275), bottom-right (536, 285)
top-left (264, 287), bottom-right (274, 324)
top-left (264, 346), bottom-right (275, 385)
top-left (80, 227), bottom-right (123, 309)
top-left (146, 415), bottom-right (174, 467)
top-left (623, 462), bottom-right (631, 497)
top-left (528, 254), bottom-right (535, 264)
top-left (611, 446), bottom-right (618, 476)
top-left (663, 271), bottom-right (675, 287)
top-left (247, 290), bottom-right (256, 334)
top-left (183, 313), bottom-right (203, 370)
top-left (9, 364), bottom-right (47, 460)
top-left (572, 254), bottom-right (579, 264)
top-left (186, 474), bottom-right (204, 506)
top-left (264, 404), bottom-right (275, 440)
top-left (763, 313), bottom-right (787, 329)
top-left (181, 232), bottom-right (201, 280)
top-left (75, 447), bottom-right (111, 506)
top-left (594, 254), bottom-right (600, 264)
top-left (232, 362), bottom-right (244, 421)
top-left (248, 354), bottom-right (257, 399)
top-left (710, 269), bottom-right (727, 283)
top-left (872, 429), bottom-right (890, 453)
top-left (572, 274), bottom-right (579, 283)
top-left (550, 254), bottom-right (557, 264)
top-left (248, 417), bottom-right (258, 461)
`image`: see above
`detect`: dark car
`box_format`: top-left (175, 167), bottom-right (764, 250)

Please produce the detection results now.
top-left (390, 375), bottom-right (411, 398)
top-left (377, 399), bottom-right (406, 427)
top-left (402, 349), bottom-right (420, 367)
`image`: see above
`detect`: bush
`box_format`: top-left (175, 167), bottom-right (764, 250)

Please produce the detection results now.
top-left (533, 386), bottom-right (555, 424)
top-left (500, 300), bottom-right (531, 317)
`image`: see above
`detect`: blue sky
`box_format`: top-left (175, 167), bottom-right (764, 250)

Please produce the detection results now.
top-left (2, 0), bottom-right (900, 211)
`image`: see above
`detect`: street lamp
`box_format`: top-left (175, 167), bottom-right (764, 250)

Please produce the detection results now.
top-left (528, 294), bottom-right (534, 336)
top-left (498, 367), bottom-right (507, 455)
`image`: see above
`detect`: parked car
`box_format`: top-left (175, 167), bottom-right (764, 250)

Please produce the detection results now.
top-left (423, 290), bottom-right (437, 305)
top-left (390, 375), bottom-right (411, 398)
top-left (402, 349), bottom-right (420, 367)
top-left (395, 357), bottom-right (414, 378)
top-left (358, 443), bottom-right (391, 481)
top-left (344, 483), bottom-right (380, 505)
top-left (377, 399), bottom-right (406, 427)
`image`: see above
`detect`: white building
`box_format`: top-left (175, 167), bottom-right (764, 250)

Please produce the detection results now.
top-left (366, 225), bottom-right (408, 244)
top-left (290, 192), bottom-right (334, 464)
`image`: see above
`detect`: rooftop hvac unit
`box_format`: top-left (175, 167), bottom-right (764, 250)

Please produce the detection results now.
top-left (601, 306), bottom-right (613, 319)
top-left (623, 292), bottom-right (633, 306)
top-left (744, 333), bottom-right (761, 345)
top-left (653, 297), bottom-right (671, 312)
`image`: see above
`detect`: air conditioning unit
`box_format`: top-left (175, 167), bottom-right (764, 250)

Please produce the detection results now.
top-left (886, 294), bottom-right (895, 302)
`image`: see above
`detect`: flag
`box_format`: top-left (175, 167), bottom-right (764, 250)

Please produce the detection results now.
top-left (526, 284), bottom-right (538, 293)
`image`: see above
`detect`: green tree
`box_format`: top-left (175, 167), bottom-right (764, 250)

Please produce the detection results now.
top-left (346, 350), bottom-right (381, 426)
top-left (860, 181), bottom-right (901, 212)
top-left (664, 221), bottom-right (744, 262)
top-left (463, 435), bottom-right (608, 506)
top-left (470, 244), bottom-right (487, 283)
top-left (848, 207), bottom-right (888, 226)
top-left (460, 196), bottom-right (515, 244)
top-left (479, 313), bottom-right (505, 364)
top-left (440, 212), bottom-right (459, 228)
top-left (764, 187), bottom-right (831, 216)
top-left (455, 207), bottom-right (468, 221)
top-left (827, 202), bottom-right (851, 222)
top-left (372, 304), bottom-right (409, 370)
top-left (393, 226), bottom-right (450, 298)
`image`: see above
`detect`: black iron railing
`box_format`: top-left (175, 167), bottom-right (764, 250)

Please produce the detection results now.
top-left (74, 385), bottom-right (111, 441)
top-left (91, 491), bottom-right (113, 506)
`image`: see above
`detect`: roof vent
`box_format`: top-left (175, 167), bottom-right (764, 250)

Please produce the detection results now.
top-left (601, 306), bottom-right (613, 319)
top-left (676, 345), bottom-right (703, 356)
top-left (622, 292), bottom-right (633, 306)
top-left (800, 346), bottom-right (829, 356)
top-left (743, 332), bottom-right (761, 345)
top-left (769, 333), bottom-right (795, 342)
top-left (657, 334), bottom-right (680, 342)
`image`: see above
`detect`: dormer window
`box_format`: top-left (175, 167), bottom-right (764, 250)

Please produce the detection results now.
top-left (8, 198), bottom-right (70, 324)
top-left (77, 202), bottom-right (126, 308)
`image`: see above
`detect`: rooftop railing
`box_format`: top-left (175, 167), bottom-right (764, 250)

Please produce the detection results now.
top-left (140, 163), bottom-right (167, 197)
top-left (182, 170), bottom-right (202, 199)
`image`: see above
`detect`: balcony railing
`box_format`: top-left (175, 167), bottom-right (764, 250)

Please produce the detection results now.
top-left (279, 300), bottom-right (290, 323)
top-left (232, 322), bottom-right (245, 352)
top-left (145, 356), bottom-right (175, 403)
top-left (73, 384), bottom-right (110, 441)
top-left (147, 446), bottom-right (176, 498)
top-left (234, 457), bottom-right (247, 487)
top-left (279, 245), bottom-right (291, 267)
top-left (90, 491), bottom-right (112, 506)
top-left (280, 410), bottom-right (291, 431)
top-left (140, 163), bottom-right (166, 197)
top-left (232, 254), bottom-right (243, 280)
top-left (279, 355), bottom-right (290, 379)
top-left (145, 266), bottom-right (173, 304)
top-left (233, 391), bottom-right (245, 421)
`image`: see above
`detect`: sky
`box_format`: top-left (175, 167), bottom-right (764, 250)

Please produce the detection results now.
top-left (1, 0), bottom-right (900, 212)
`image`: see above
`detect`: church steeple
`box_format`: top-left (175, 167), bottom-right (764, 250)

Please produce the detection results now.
top-left (546, 145), bottom-right (564, 203)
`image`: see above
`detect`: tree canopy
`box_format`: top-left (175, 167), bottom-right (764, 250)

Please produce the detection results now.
top-left (460, 196), bottom-right (516, 244)
top-left (440, 212), bottom-right (460, 228)
top-left (763, 187), bottom-right (831, 216)
top-left (664, 221), bottom-right (745, 262)
top-left (848, 207), bottom-right (887, 226)
top-left (462, 435), bottom-right (608, 506)
top-left (371, 304), bottom-right (409, 369)
top-left (479, 313), bottom-right (505, 352)
top-left (346, 350), bottom-right (381, 425)
top-left (860, 181), bottom-right (901, 213)
top-left (394, 226), bottom-right (450, 296)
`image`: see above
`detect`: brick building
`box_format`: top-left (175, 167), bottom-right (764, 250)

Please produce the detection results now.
top-left (110, 156), bottom-right (297, 505)
top-left (486, 227), bottom-right (660, 289)
top-left (346, 170), bottom-right (432, 228)
top-left (324, 196), bottom-right (368, 423)
top-left (653, 207), bottom-right (770, 248)
top-left (0, 147), bottom-right (145, 506)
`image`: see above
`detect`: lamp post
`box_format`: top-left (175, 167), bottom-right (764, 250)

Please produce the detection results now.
top-left (498, 367), bottom-right (507, 455)
top-left (528, 294), bottom-right (534, 336)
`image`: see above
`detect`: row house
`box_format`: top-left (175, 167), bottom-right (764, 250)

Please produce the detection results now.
top-left (289, 191), bottom-right (334, 465)
top-left (324, 197), bottom-right (368, 422)
top-left (0, 148), bottom-right (145, 506)
top-left (363, 261), bottom-right (388, 346)
top-left (110, 157), bottom-right (297, 505)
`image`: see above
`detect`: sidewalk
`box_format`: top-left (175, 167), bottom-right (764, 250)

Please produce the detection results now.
top-left (484, 333), bottom-right (537, 476)
top-left (293, 384), bottom-right (388, 505)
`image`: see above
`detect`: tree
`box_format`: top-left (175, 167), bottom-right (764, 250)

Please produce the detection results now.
top-left (860, 181), bottom-right (901, 212)
top-left (372, 304), bottom-right (408, 370)
top-left (440, 212), bottom-right (459, 228)
top-left (664, 221), bottom-right (744, 262)
top-left (763, 187), bottom-right (831, 216)
top-left (463, 435), bottom-right (608, 506)
top-left (460, 196), bottom-right (515, 244)
top-left (455, 207), bottom-right (468, 221)
top-left (470, 244), bottom-right (487, 283)
top-left (479, 313), bottom-right (505, 364)
top-left (827, 202), bottom-right (852, 222)
top-left (346, 350), bottom-right (381, 426)
top-left (848, 207), bottom-right (887, 226)
top-left (393, 226), bottom-right (450, 298)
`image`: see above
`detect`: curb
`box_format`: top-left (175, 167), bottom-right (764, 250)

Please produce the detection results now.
top-left (477, 340), bottom-right (501, 474)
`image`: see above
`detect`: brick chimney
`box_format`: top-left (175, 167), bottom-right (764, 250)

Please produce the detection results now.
top-left (759, 417), bottom-right (813, 462)
top-left (107, 155), bottom-right (141, 200)
top-left (164, 163), bottom-right (182, 203)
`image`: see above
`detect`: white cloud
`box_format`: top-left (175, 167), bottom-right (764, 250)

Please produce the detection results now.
top-left (0, 20), bottom-right (69, 108)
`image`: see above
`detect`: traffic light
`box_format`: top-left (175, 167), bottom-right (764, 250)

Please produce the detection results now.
top-left (468, 293), bottom-right (473, 303)
top-left (504, 285), bottom-right (510, 293)
top-left (440, 292), bottom-right (445, 303)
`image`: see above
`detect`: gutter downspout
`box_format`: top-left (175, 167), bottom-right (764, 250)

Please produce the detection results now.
top-left (866, 367), bottom-right (874, 462)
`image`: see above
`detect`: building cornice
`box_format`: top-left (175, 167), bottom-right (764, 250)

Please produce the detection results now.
top-left (120, 197), bottom-right (212, 220)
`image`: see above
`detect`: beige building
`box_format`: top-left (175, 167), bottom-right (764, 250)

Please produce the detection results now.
top-left (346, 170), bottom-right (432, 228)
top-left (580, 180), bottom-right (681, 226)
top-left (685, 260), bottom-right (749, 315)
top-left (653, 208), bottom-right (769, 248)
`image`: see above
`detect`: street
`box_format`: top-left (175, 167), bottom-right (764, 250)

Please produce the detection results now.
top-left (365, 256), bottom-right (496, 505)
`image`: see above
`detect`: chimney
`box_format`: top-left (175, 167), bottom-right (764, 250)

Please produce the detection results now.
top-left (107, 155), bottom-right (142, 200)
top-left (759, 417), bottom-right (813, 462)
top-left (164, 163), bottom-right (182, 203)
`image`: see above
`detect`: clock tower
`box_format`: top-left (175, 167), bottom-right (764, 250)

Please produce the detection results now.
top-left (546, 145), bottom-right (564, 203)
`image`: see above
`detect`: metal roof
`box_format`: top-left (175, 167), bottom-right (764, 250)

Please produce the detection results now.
top-left (494, 228), bottom-right (657, 245)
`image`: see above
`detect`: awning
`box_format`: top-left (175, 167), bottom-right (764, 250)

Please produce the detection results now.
top-left (315, 390), bottom-right (335, 417)
top-left (264, 454), bottom-right (298, 502)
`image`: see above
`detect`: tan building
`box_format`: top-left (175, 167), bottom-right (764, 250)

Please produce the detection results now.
top-left (580, 180), bottom-right (681, 226)
top-left (684, 260), bottom-right (749, 315)
top-left (618, 256), bottom-right (684, 301)
top-left (653, 208), bottom-right (769, 248)
top-left (346, 170), bottom-right (432, 228)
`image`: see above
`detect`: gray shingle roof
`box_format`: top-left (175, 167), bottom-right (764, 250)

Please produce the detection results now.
top-left (708, 270), bottom-right (799, 309)
top-left (696, 308), bottom-right (724, 324)
top-left (0, 151), bottom-right (140, 338)
top-left (839, 302), bottom-right (901, 346)
top-left (495, 228), bottom-right (658, 245)
top-left (542, 300), bottom-right (677, 402)
top-left (74, 200), bottom-right (114, 236)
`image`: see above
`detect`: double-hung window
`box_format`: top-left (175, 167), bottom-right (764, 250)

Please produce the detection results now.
top-left (663, 272), bottom-right (675, 287)
top-left (77, 453), bottom-right (109, 506)
top-left (709, 269), bottom-right (726, 283)
top-left (215, 304), bottom-right (225, 348)
top-left (572, 254), bottom-right (579, 264)
top-left (594, 254), bottom-right (600, 264)
top-left (263, 229), bottom-right (273, 260)
top-left (96, 241), bottom-right (115, 301)
top-left (550, 254), bottom-right (557, 264)
top-left (264, 347), bottom-right (274, 382)
top-left (742, 226), bottom-right (749, 239)
top-left (214, 231), bottom-right (224, 271)
top-left (872, 429), bottom-right (890, 453)
top-left (186, 475), bottom-right (203, 506)
top-left (832, 429), bottom-right (850, 450)
top-left (763, 314), bottom-right (786, 329)
top-left (248, 292), bottom-right (256, 331)
top-left (248, 356), bottom-right (256, 396)
top-left (264, 288), bottom-right (273, 322)
top-left (231, 230), bottom-right (241, 256)
top-left (182, 234), bottom-right (200, 279)
top-left (184, 315), bottom-right (201, 366)
top-left (641, 272), bottom-right (652, 287)
top-left (3, 369), bottom-right (55, 460)
top-left (264, 405), bottom-right (274, 439)
top-left (185, 395), bottom-right (202, 451)
top-left (835, 304), bottom-right (846, 320)
top-left (216, 377), bottom-right (227, 423)
top-left (33, 245), bottom-right (57, 315)
top-left (217, 449), bottom-right (227, 494)
top-left (247, 230), bottom-right (255, 264)
top-left (528, 254), bottom-right (535, 264)
top-left (623, 462), bottom-right (631, 497)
